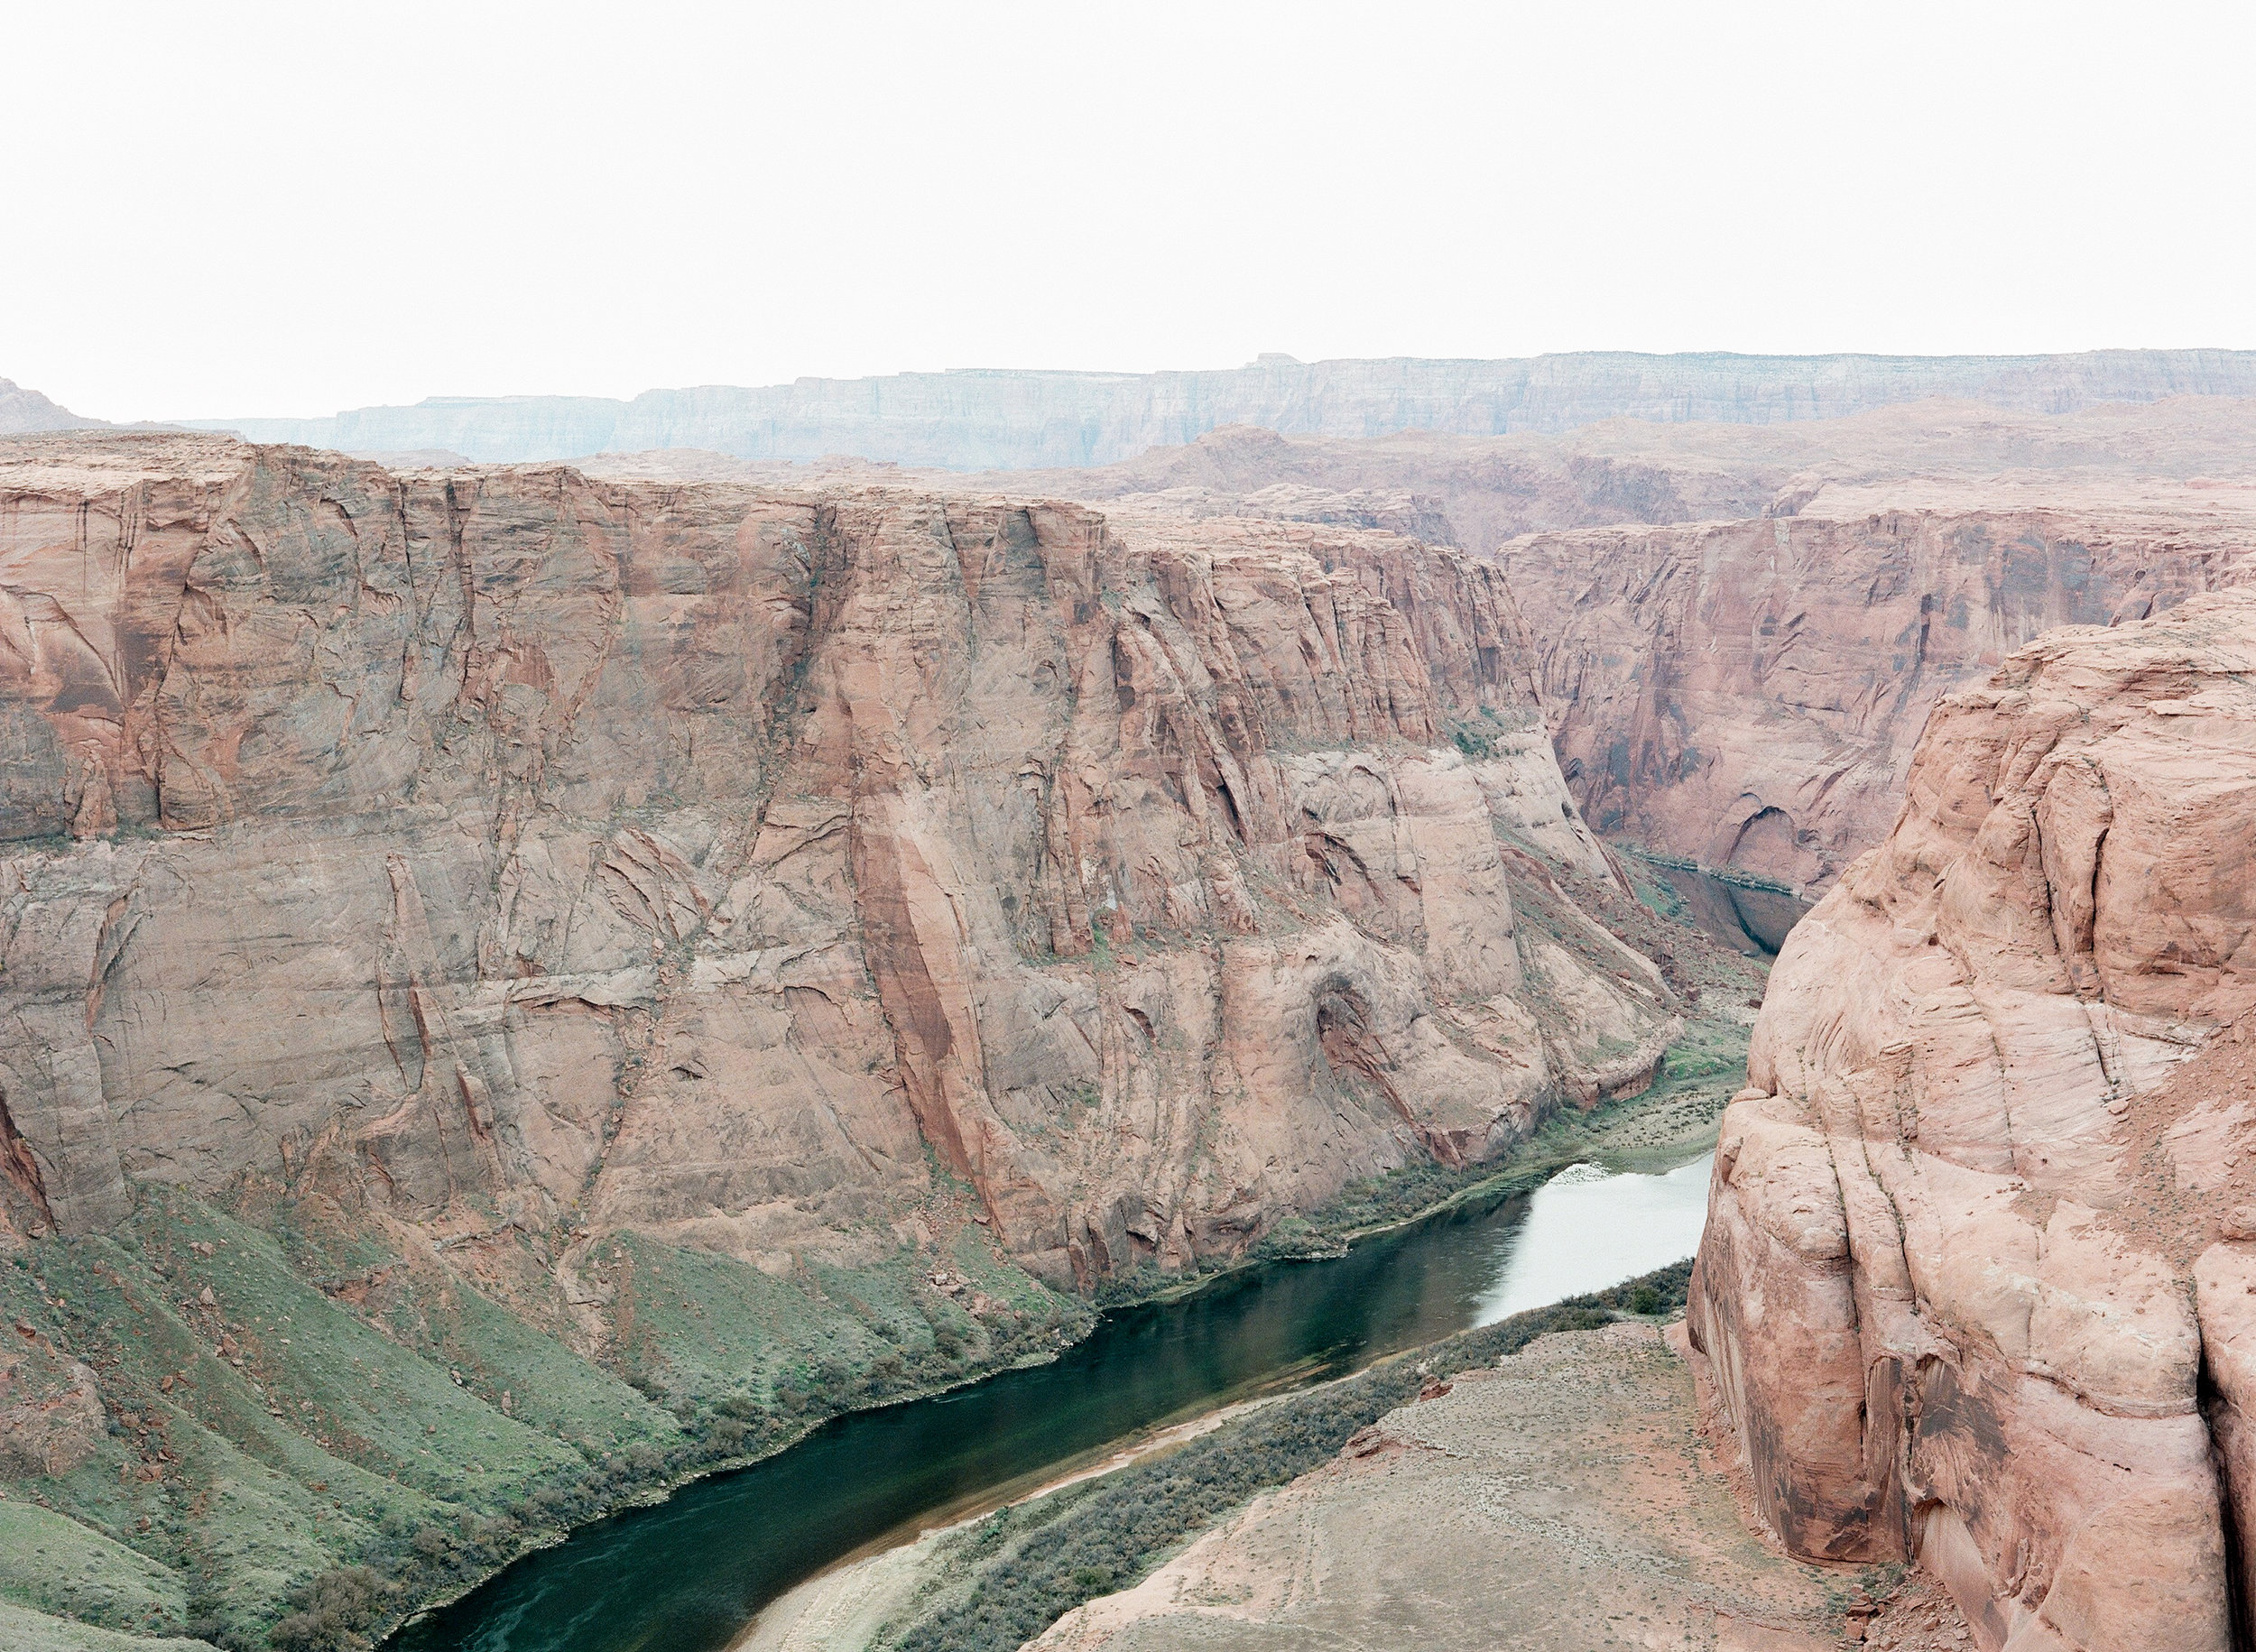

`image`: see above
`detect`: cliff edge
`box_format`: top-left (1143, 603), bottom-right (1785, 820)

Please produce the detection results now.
top-left (1691, 590), bottom-right (2256, 1649)
top-left (0, 429), bottom-right (1687, 1644)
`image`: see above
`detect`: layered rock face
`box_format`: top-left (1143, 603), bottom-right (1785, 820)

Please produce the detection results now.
top-left (1690, 592), bottom-right (2256, 1649)
top-left (0, 432), bottom-right (1669, 1286)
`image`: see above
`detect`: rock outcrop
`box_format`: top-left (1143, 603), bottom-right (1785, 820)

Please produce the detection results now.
top-left (0, 432), bottom-right (1669, 1289)
top-left (1690, 591), bottom-right (2256, 1649)
top-left (0, 1331), bottom-right (105, 1479)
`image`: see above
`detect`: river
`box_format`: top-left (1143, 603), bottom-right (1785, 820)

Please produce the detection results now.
top-left (392, 1151), bottom-right (1714, 1652)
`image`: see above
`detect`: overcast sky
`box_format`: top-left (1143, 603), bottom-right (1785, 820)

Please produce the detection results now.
top-left (9, 3), bottom-right (2253, 423)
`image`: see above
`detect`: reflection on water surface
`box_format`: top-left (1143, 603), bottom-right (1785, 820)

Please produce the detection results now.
top-left (1475, 1154), bottom-right (1713, 1322)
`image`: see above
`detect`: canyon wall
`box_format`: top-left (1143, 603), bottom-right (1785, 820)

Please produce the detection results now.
top-left (0, 429), bottom-right (1684, 1641)
top-left (0, 432), bottom-right (1668, 1282)
top-left (1499, 494), bottom-right (2256, 890)
top-left (1008, 407), bottom-right (2256, 894)
top-left (186, 350), bottom-right (2256, 468)
top-left (1689, 591), bottom-right (2256, 1649)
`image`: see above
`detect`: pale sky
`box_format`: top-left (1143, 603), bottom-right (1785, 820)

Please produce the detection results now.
top-left (9, 2), bottom-right (2253, 424)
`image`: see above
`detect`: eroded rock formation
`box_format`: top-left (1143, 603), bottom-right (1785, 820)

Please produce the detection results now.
top-left (0, 432), bottom-right (1669, 1291)
top-left (984, 401), bottom-right (2256, 896)
top-left (0, 1326), bottom-right (105, 1479)
top-left (1691, 590), bottom-right (2256, 1649)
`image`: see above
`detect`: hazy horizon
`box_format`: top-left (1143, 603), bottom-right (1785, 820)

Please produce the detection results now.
top-left (189, 342), bottom-right (2256, 420)
top-left (9, 4), bottom-right (2253, 424)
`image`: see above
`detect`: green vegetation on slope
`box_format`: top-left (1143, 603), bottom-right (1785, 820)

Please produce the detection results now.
top-left (2, 1188), bottom-right (1085, 1652)
top-left (0, 850), bottom-right (1759, 1652)
top-left (0, 1500), bottom-right (194, 1634)
top-left (0, 1599), bottom-right (216, 1652)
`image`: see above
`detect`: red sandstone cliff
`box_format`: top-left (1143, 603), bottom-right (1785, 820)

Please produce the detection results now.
top-left (1500, 493), bottom-right (2256, 890)
top-left (0, 433), bottom-right (1670, 1296)
top-left (1690, 591), bottom-right (2256, 1649)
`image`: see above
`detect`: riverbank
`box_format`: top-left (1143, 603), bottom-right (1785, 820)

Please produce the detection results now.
top-left (744, 1140), bottom-right (1716, 1647)
top-left (388, 1135), bottom-right (1743, 1651)
top-left (762, 1273), bottom-right (1975, 1652)
top-left (1032, 1316), bottom-right (1861, 1652)
top-left (737, 1385), bottom-right (1306, 1652)
top-left (1107, 988), bottom-right (1756, 1310)
top-left (740, 1267), bottom-right (1705, 1652)
top-left (0, 928), bottom-right (1758, 1652)
top-left (1018, 1304), bottom-right (1983, 1652)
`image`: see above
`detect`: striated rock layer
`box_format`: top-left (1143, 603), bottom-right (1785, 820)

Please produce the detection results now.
top-left (0, 431), bottom-right (1670, 1288)
top-left (1690, 591), bottom-right (2256, 1649)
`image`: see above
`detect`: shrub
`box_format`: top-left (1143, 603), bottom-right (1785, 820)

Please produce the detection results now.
top-left (267, 1564), bottom-right (381, 1650)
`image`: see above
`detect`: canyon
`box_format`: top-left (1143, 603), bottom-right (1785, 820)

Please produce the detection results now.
top-left (0, 433), bottom-right (1672, 1267)
top-left (1003, 399), bottom-right (2256, 892)
top-left (0, 429), bottom-right (1675, 1648)
top-left (1034, 589), bottom-right (2256, 1652)
top-left (3, 376), bottom-right (2255, 1652)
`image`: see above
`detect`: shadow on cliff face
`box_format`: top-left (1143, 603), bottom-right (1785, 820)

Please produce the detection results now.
top-left (1644, 862), bottom-right (1810, 957)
